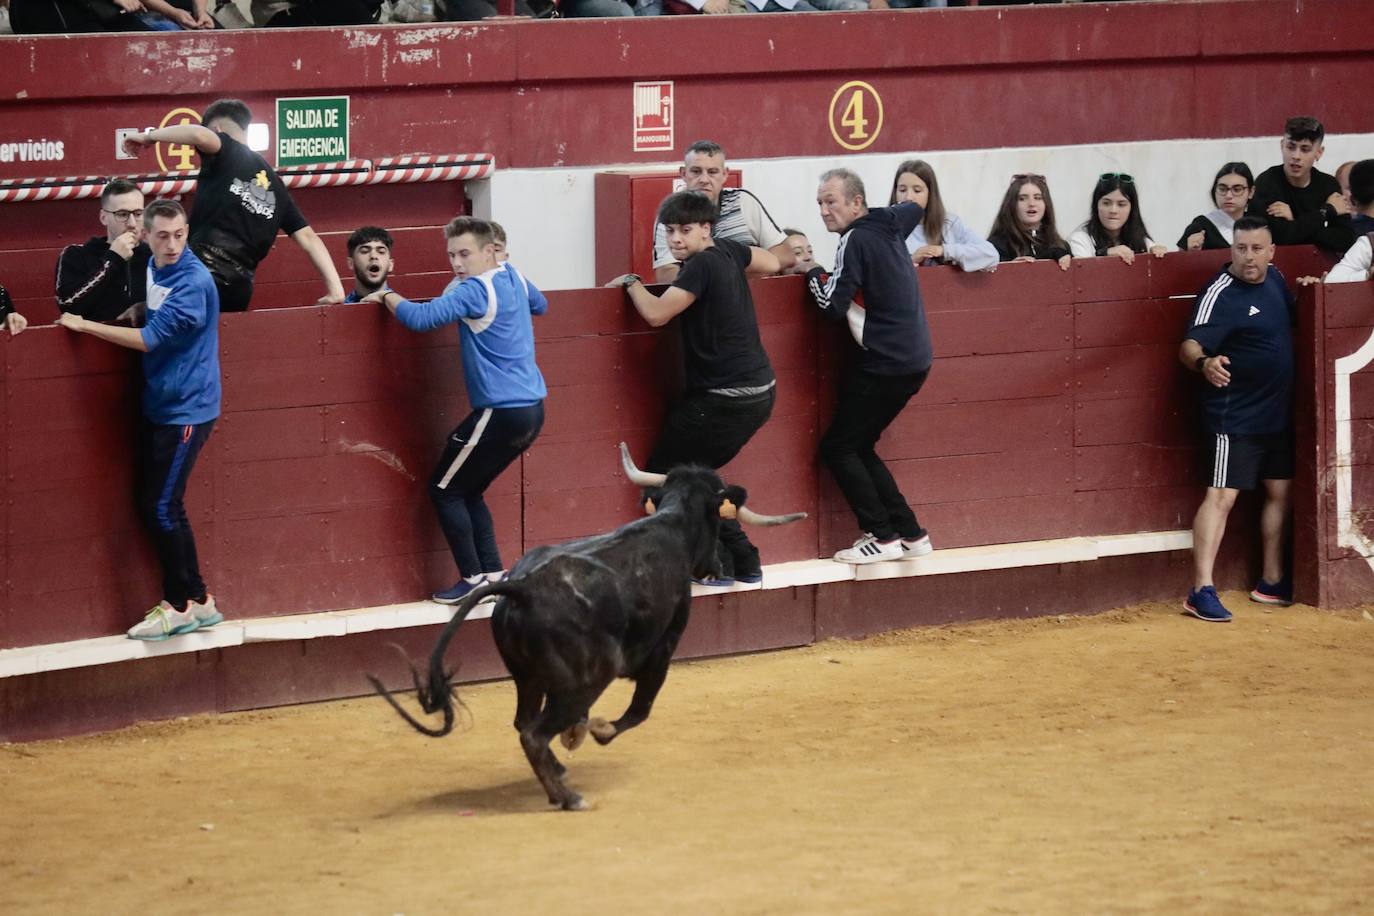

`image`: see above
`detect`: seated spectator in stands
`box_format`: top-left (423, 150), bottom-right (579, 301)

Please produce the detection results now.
top-left (652, 140), bottom-right (793, 282)
top-left (56, 179), bottom-right (152, 323)
top-left (0, 283), bottom-right (28, 336)
top-left (888, 159), bottom-right (997, 272)
top-left (10, 0), bottom-right (130, 32)
top-left (663, 0), bottom-right (867, 12)
top-left (1336, 160), bottom-right (1356, 202)
top-left (137, 0), bottom-right (219, 28)
top-left (441, 0), bottom-right (555, 19)
top-left (1348, 160), bottom-right (1374, 237)
top-left (987, 174), bottom-right (1071, 270)
top-left (780, 228), bottom-right (818, 275)
top-left (344, 226), bottom-right (394, 303)
top-left (1068, 173), bottom-right (1168, 263)
top-left (1326, 161), bottom-right (1374, 284)
top-left (1247, 116), bottom-right (1355, 255)
top-left (254, 0), bottom-right (381, 24)
top-left (1179, 163), bottom-right (1255, 251)
top-left (121, 99), bottom-right (344, 311)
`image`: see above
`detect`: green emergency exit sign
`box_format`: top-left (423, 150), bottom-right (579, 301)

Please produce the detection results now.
top-left (275, 96), bottom-right (350, 166)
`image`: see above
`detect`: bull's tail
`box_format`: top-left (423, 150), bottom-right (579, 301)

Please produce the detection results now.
top-left (366, 580), bottom-right (527, 738)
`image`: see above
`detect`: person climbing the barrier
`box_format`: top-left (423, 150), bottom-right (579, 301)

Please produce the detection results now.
top-left (366, 216), bottom-right (547, 605)
top-left (806, 168), bottom-right (935, 565)
top-left (121, 98), bottom-right (344, 311)
top-left (1180, 216), bottom-right (1297, 622)
top-left (55, 199), bottom-right (224, 640)
top-left (607, 189), bottom-right (780, 586)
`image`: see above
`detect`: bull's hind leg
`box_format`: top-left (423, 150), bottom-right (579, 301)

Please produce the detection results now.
top-left (518, 690), bottom-right (603, 811)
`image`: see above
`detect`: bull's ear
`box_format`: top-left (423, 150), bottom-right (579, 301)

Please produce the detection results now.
top-left (718, 484), bottom-right (748, 519)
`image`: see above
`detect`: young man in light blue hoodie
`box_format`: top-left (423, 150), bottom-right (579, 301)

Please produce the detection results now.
top-left (367, 216), bottom-right (547, 604)
top-left (57, 199), bottom-right (223, 640)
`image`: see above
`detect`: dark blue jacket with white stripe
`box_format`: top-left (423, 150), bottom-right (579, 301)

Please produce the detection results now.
top-left (806, 202), bottom-right (933, 376)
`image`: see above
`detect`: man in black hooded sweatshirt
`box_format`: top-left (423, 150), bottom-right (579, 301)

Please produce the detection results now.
top-left (807, 167), bottom-right (935, 565)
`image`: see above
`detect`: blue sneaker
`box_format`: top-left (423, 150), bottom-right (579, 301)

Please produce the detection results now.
top-left (1185, 586), bottom-right (1232, 622)
top-left (692, 576), bottom-right (735, 588)
top-left (734, 571), bottom-right (763, 585)
top-left (1250, 577), bottom-right (1293, 606)
top-left (432, 575), bottom-right (487, 605)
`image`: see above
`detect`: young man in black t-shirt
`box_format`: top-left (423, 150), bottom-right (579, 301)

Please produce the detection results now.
top-left (1179, 218), bottom-right (1297, 622)
top-left (1247, 116), bottom-right (1356, 256)
top-left (609, 190), bottom-right (781, 585)
top-left (121, 98), bottom-right (344, 311)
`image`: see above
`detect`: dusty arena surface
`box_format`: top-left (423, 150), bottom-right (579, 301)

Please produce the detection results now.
top-left (3, 595), bottom-right (1372, 915)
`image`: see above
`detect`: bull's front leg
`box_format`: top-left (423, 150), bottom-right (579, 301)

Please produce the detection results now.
top-left (589, 625), bottom-right (683, 746)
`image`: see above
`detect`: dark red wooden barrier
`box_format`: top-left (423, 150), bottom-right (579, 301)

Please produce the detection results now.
top-left (0, 246), bottom-right (1335, 652)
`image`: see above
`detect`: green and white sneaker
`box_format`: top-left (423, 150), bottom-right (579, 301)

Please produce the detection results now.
top-left (127, 601), bottom-right (199, 641)
top-left (189, 594), bottom-right (223, 628)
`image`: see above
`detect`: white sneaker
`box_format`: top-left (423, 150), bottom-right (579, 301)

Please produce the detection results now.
top-left (901, 533), bottom-right (933, 557)
top-left (127, 601), bottom-right (199, 641)
top-left (189, 594), bottom-right (223, 628)
top-left (834, 533), bottom-right (903, 564)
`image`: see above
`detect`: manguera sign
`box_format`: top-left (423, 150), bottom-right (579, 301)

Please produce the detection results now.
top-left (275, 96), bottom-right (350, 167)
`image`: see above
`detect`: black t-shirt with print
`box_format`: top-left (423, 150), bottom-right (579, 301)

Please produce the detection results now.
top-left (669, 237), bottom-right (774, 392)
top-left (188, 132), bottom-right (308, 275)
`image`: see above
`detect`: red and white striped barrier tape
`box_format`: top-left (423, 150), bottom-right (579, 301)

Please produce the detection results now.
top-left (0, 154), bottom-right (495, 203)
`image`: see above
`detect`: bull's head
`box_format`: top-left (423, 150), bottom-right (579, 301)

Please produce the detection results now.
top-left (619, 443), bottom-right (806, 578)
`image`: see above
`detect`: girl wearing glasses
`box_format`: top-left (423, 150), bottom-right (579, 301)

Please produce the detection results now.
top-left (1069, 173), bottom-right (1169, 263)
top-left (888, 160), bottom-right (998, 272)
top-left (987, 173), bottom-right (1072, 270)
top-left (1178, 163), bottom-right (1255, 250)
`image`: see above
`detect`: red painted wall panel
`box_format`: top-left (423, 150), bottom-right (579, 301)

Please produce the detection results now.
top-left (2, 251), bottom-right (1352, 649)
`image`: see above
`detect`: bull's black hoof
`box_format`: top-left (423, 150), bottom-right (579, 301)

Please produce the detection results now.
top-left (588, 717), bottom-right (616, 745)
top-left (561, 794), bottom-right (590, 811)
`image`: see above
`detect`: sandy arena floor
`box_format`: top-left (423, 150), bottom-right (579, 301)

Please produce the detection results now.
top-left (2, 594), bottom-right (1372, 915)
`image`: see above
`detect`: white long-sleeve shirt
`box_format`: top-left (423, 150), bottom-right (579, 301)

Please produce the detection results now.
top-left (1326, 236), bottom-right (1373, 284)
top-left (904, 213), bottom-right (998, 272)
top-left (1068, 223), bottom-right (1157, 258)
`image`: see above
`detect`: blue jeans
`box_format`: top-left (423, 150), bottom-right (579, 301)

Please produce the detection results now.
top-left (430, 404), bottom-right (543, 578)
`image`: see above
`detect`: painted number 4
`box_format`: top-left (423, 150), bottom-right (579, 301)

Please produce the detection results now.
top-left (840, 90), bottom-right (869, 141)
top-left (828, 81), bottom-right (884, 153)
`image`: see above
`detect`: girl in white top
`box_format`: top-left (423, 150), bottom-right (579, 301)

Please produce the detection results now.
top-left (888, 159), bottom-right (998, 272)
top-left (1068, 173), bottom-right (1168, 264)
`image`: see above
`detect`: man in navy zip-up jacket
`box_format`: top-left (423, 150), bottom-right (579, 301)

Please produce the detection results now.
top-left (56, 199), bottom-right (224, 641)
top-left (371, 216), bottom-right (547, 605)
top-left (807, 168), bottom-right (935, 565)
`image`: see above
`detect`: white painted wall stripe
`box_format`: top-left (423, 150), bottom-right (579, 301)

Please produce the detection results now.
top-left (0, 530), bottom-right (1191, 680)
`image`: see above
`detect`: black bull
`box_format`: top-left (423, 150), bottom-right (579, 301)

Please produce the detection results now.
top-left (368, 444), bottom-right (805, 810)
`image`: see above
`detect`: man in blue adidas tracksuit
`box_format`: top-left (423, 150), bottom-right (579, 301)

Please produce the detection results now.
top-left (56, 199), bottom-right (223, 641)
top-left (369, 216), bottom-right (547, 604)
top-left (807, 168), bottom-right (935, 566)
top-left (1179, 216), bottom-right (1297, 622)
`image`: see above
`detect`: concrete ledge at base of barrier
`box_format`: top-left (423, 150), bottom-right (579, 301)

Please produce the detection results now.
top-left (0, 530), bottom-right (1192, 681)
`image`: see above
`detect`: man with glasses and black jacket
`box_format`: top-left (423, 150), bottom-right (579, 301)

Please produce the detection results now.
top-left (55, 179), bottom-right (152, 322)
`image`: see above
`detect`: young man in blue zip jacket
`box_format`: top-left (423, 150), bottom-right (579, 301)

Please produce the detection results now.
top-left (56, 199), bottom-right (224, 640)
top-left (807, 168), bottom-right (935, 565)
top-left (368, 217), bottom-right (547, 604)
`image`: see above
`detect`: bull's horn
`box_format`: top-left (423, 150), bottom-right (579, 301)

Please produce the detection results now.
top-left (737, 507), bottom-right (808, 527)
top-left (619, 442), bottom-right (667, 488)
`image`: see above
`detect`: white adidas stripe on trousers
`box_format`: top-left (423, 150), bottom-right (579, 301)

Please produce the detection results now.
top-left (437, 408), bottom-right (493, 490)
top-left (1211, 433), bottom-right (1230, 489)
